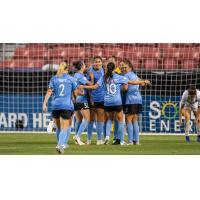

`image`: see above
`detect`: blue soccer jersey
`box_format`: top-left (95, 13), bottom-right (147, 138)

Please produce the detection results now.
top-left (74, 72), bottom-right (89, 103)
top-left (49, 73), bottom-right (77, 110)
top-left (124, 72), bottom-right (142, 105)
top-left (88, 66), bottom-right (105, 102)
top-left (97, 73), bottom-right (128, 106)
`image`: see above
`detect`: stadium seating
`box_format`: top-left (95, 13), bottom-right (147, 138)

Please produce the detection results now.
top-left (144, 59), bottom-right (159, 70)
top-left (182, 59), bottom-right (199, 70)
top-left (163, 59), bottom-right (178, 70)
top-left (0, 43), bottom-right (200, 71)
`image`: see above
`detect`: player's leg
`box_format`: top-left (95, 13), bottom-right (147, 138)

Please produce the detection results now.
top-left (96, 107), bottom-right (105, 145)
top-left (53, 118), bottom-right (60, 143)
top-left (104, 111), bottom-right (114, 144)
top-left (76, 108), bottom-right (90, 145)
top-left (87, 107), bottom-right (95, 144)
top-left (56, 111), bottom-right (71, 154)
top-left (112, 113), bottom-right (120, 145)
top-left (182, 108), bottom-right (191, 142)
top-left (74, 110), bottom-right (82, 136)
top-left (116, 110), bottom-right (125, 145)
top-left (193, 107), bottom-right (200, 142)
top-left (132, 114), bottom-right (140, 145)
top-left (125, 113), bottom-right (134, 145)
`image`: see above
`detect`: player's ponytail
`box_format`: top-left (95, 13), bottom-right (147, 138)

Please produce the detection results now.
top-left (104, 62), bottom-right (115, 83)
top-left (56, 62), bottom-right (68, 76)
top-left (73, 61), bottom-right (84, 71)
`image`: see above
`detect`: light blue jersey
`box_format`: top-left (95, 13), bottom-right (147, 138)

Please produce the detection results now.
top-left (97, 73), bottom-right (128, 106)
top-left (74, 72), bottom-right (89, 103)
top-left (49, 73), bottom-right (77, 110)
top-left (88, 66), bottom-right (105, 102)
top-left (124, 72), bottom-right (142, 105)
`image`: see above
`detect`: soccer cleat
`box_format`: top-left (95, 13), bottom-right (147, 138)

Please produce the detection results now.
top-left (56, 145), bottom-right (65, 154)
top-left (104, 139), bottom-right (109, 145)
top-left (75, 137), bottom-right (85, 145)
top-left (96, 140), bottom-right (103, 145)
top-left (120, 141), bottom-right (127, 146)
top-left (185, 135), bottom-right (190, 142)
top-left (112, 139), bottom-right (120, 145)
top-left (135, 142), bottom-right (141, 145)
top-left (47, 121), bottom-right (54, 133)
top-left (62, 144), bottom-right (69, 149)
top-left (197, 135), bottom-right (200, 142)
top-left (86, 140), bottom-right (91, 145)
top-left (127, 142), bottom-right (133, 145)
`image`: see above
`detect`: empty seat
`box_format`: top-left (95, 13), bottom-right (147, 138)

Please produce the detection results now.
top-left (14, 47), bottom-right (29, 58)
top-left (182, 60), bottom-right (199, 70)
top-left (140, 47), bottom-right (161, 58)
top-left (129, 59), bottom-right (141, 69)
top-left (144, 59), bottom-right (159, 70)
top-left (124, 47), bottom-right (142, 59)
top-left (103, 47), bottom-right (124, 58)
top-left (91, 47), bottom-right (103, 57)
top-left (163, 59), bottom-right (178, 70)
top-left (162, 48), bottom-right (180, 58)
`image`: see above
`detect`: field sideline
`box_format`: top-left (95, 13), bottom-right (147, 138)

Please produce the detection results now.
top-left (0, 133), bottom-right (200, 155)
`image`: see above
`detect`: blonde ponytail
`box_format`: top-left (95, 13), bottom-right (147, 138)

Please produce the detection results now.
top-left (56, 62), bottom-right (67, 76)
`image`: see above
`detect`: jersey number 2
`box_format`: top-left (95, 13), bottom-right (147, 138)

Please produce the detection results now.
top-left (59, 84), bottom-right (65, 96)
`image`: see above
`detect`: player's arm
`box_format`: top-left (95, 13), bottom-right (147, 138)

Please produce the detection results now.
top-left (128, 79), bottom-right (151, 85)
top-left (79, 84), bottom-right (99, 90)
top-left (43, 88), bottom-right (53, 113)
top-left (89, 72), bottom-right (94, 84)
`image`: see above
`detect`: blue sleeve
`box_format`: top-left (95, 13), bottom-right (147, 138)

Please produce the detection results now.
top-left (48, 77), bottom-right (54, 89)
top-left (97, 77), bottom-right (103, 87)
top-left (79, 76), bottom-right (88, 85)
top-left (71, 78), bottom-right (78, 91)
top-left (116, 75), bottom-right (128, 84)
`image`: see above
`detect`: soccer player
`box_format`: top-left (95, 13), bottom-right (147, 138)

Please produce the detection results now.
top-left (82, 62), bottom-right (150, 145)
top-left (179, 86), bottom-right (200, 142)
top-left (81, 62), bottom-right (129, 145)
top-left (73, 61), bottom-right (92, 145)
top-left (123, 59), bottom-right (150, 145)
top-left (42, 62), bottom-right (79, 154)
top-left (87, 56), bottom-right (105, 145)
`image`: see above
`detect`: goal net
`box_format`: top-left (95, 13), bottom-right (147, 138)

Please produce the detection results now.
top-left (0, 43), bottom-right (200, 133)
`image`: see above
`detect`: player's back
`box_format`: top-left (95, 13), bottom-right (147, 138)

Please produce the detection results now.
top-left (74, 72), bottom-right (88, 103)
top-left (49, 73), bottom-right (76, 110)
top-left (124, 71), bottom-right (142, 104)
top-left (98, 73), bottom-right (128, 106)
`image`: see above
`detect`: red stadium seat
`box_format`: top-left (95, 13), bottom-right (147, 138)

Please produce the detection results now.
top-left (91, 47), bottom-right (103, 57)
top-left (177, 48), bottom-right (199, 59)
top-left (140, 47), bottom-right (161, 58)
top-left (0, 60), bottom-right (15, 68)
top-left (27, 48), bottom-right (49, 59)
top-left (50, 47), bottom-right (85, 59)
top-left (129, 59), bottom-right (141, 69)
top-left (144, 59), bottom-right (159, 70)
top-left (124, 47), bottom-right (142, 59)
top-left (14, 47), bottom-right (29, 58)
top-left (158, 43), bottom-right (173, 50)
top-left (181, 60), bottom-right (199, 70)
top-left (162, 48), bottom-right (180, 58)
top-left (163, 59), bottom-right (178, 70)
top-left (103, 47), bottom-right (124, 58)
top-left (26, 60), bottom-right (45, 69)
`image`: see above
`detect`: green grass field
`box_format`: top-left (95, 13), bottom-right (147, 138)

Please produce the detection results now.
top-left (0, 134), bottom-right (199, 155)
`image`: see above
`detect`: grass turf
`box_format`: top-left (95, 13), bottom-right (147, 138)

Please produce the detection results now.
top-left (0, 134), bottom-right (199, 155)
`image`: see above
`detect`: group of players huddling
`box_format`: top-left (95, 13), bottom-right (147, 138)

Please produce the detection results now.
top-left (43, 56), bottom-right (200, 154)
